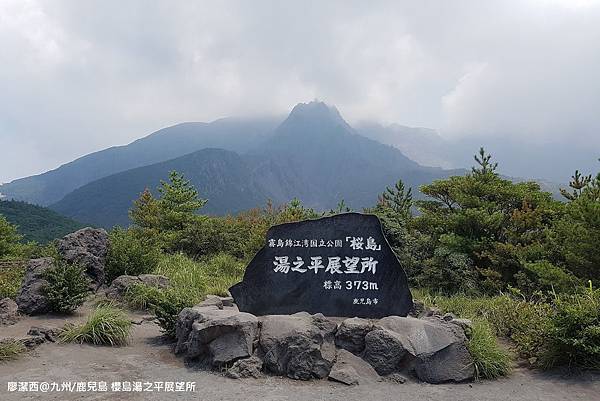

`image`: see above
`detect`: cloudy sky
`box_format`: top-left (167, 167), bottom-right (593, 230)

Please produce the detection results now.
top-left (1, 0), bottom-right (599, 183)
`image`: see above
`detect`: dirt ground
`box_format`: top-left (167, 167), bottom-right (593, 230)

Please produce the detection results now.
top-left (1, 307), bottom-right (599, 401)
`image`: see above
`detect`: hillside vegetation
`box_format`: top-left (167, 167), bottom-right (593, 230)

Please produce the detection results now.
top-left (0, 200), bottom-right (84, 243)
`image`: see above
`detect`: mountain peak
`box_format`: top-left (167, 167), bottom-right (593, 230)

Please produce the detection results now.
top-left (287, 101), bottom-right (348, 126)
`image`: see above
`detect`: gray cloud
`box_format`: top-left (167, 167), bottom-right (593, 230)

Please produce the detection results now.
top-left (1, 0), bottom-right (599, 183)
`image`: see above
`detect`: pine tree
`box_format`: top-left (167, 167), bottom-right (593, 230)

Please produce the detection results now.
top-left (472, 147), bottom-right (498, 177)
top-left (560, 170), bottom-right (592, 201)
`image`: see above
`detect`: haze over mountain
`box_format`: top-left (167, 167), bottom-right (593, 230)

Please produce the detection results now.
top-left (48, 102), bottom-right (462, 228)
top-left (0, 117), bottom-right (279, 206)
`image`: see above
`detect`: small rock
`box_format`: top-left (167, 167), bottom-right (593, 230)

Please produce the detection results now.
top-left (106, 274), bottom-right (170, 300)
top-left (384, 373), bottom-right (407, 384)
top-left (226, 356), bottom-right (263, 379)
top-left (220, 296), bottom-right (235, 307)
top-left (199, 295), bottom-right (224, 310)
top-left (425, 307), bottom-right (442, 317)
top-left (328, 349), bottom-right (380, 386)
top-left (19, 335), bottom-right (46, 350)
top-left (0, 297), bottom-right (19, 325)
top-left (363, 329), bottom-right (407, 375)
top-left (27, 326), bottom-right (61, 343)
top-left (335, 317), bottom-right (373, 354)
top-left (259, 313), bottom-right (337, 380)
top-left (409, 300), bottom-right (427, 318)
top-left (442, 313), bottom-right (456, 322)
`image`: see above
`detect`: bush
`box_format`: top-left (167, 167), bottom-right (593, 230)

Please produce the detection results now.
top-left (153, 253), bottom-right (207, 302)
top-left (105, 227), bottom-right (161, 283)
top-left (544, 285), bottom-right (600, 369)
top-left (60, 305), bottom-right (132, 346)
top-left (467, 320), bottom-right (512, 379)
top-left (43, 261), bottom-right (90, 313)
top-left (0, 339), bottom-right (26, 362)
top-left (150, 288), bottom-right (195, 338)
top-left (0, 264), bottom-right (25, 299)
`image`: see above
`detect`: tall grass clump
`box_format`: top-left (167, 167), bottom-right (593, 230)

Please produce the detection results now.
top-left (60, 305), bottom-right (132, 346)
top-left (153, 253), bottom-right (207, 303)
top-left (467, 320), bottom-right (512, 379)
top-left (124, 283), bottom-right (164, 310)
top-left (0, 339), bottom-right (26, 362)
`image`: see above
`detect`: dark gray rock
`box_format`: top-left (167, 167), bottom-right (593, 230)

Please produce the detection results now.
top-left (259, 313), bottom-right (337, 380)
top-left (335, 317), bottom-right (374, 354)
top-left (199, 295), bottom-right (224, 309)
top-left (383, 373), bottom-right (408, 384)
top-left (377, 316), bottom-right (474, 383)
top-left (0, 297), bottom-right (19, 325)
top-left (15, 258), bottom-right (54, 315)
top-left (328, 349), bottom-right (380, 385)
top-left (175, 306), bottom-right (258, 367)
top-left (230, 213), bottom-right (413, 318)
top-left (57, 227), bottom-right (109, 290)
top-left (363, 329), bottom-right (407, 375)
top-left (220, 296), bottom-right (235, 307)
top-left (27, 326), bottom-right (62, 343)
top-left (106, 274), bottom-right (170, 299)
top-left (226, 356), bottom-right (263, 379)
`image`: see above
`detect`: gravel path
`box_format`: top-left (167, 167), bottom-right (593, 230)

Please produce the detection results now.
top-left (1, 309), bottom-right (599, 401)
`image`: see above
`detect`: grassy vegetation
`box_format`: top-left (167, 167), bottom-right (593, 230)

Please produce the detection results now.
top-left (0, 339), bottom-right (26, 362)
top-left (60, 305), bottom-right (132, 346)
top-left (467, 320), bottom-right (512, 380)
top-left (0, 264), bottom-right (25, 299)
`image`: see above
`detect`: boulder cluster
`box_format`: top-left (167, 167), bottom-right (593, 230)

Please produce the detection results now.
top-left (15, 227), bottom-right (109, 315)
top-left (174, 300), bottom-right (475, 385)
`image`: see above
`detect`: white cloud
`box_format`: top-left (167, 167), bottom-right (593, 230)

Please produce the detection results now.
top-left (1, 0), bottom-right (599, 183)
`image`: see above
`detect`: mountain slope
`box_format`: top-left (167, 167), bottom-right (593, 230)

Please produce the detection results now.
top-left (0, 117), bottom-right (279, 206)
top-left (50, 148), bottom-right (273, 227)
top-left (50, 102), bottom-right (463, 228)
top-left (0, 200), bottom-right (85, 243)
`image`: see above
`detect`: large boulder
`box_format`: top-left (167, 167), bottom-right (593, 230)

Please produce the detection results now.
top-left (106, 274), bottom-right (170, 299)
top-left (335, 317), bottom-right (374, 354)
top-left (15, 258), bottom-right (54, 315)
top-left (175, 306), bottom-right (258, 367)
top-left (328, 349), bottom-right (380, 385)
top-left (258, 312), bottom-right (337, 380)
top-left (377, 316), bottom-right (474, 383)
top-left (57, 227), bottom-right (109, 290)
top-left (0, 297), bottom-right (19, 325)
top-left (363, 329), bottom-right (407, 375)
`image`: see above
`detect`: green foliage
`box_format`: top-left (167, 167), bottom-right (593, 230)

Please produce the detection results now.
top-left (60, 305), bottom-right (132, 346)
top-left (0, 339), bottom-right (26, 362)
top-left (105, 227), bottom-right (161, 283)
top-left (129, 171), bottom-right (207, 251)
top-left (0, 263), bottom-right (25, 299)
top-left (150, 288), bottom-right (195, 338)
top-left (0, 215), bottom-right (24, 259)
top-left (544, 285), bottom-right (600, 369)
top-left (124, 283), bottom-right (164, 310)
top-left (467, 320), bottom-right (512, 380)
top-left (43, 262), bottom-right (90, 314)
top-left (415, 148), bottom-right (565, 295)
top-left (0, 200), bottom-right (84, 243)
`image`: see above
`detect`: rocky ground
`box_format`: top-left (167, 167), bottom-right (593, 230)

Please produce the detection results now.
top-left (1, 306), bottom-right (599, 401)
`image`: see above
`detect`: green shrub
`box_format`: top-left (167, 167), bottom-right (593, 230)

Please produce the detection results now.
top-left (105, 227), bottom-right (161, 283)
top-left (202, 253), bottom-right (245, 296)
top-left (43, 261), bottom-right (90, 313)
top-left (543, 285), bottom-right (600, 369)
top-left (0, 264), bottom-right (25, 299)
top-left (150, 288), bottom-right (195, 338)
top-left (467, 320), bottom-right (512, 379)
top-left (417, 290), bottom-right (553, 361)
top-left (0, 339), bottom-right (26, 362)
top-left (124, 283), bottom-right (164, 310)
top-left (60, 305), bottom-right (132, 346)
